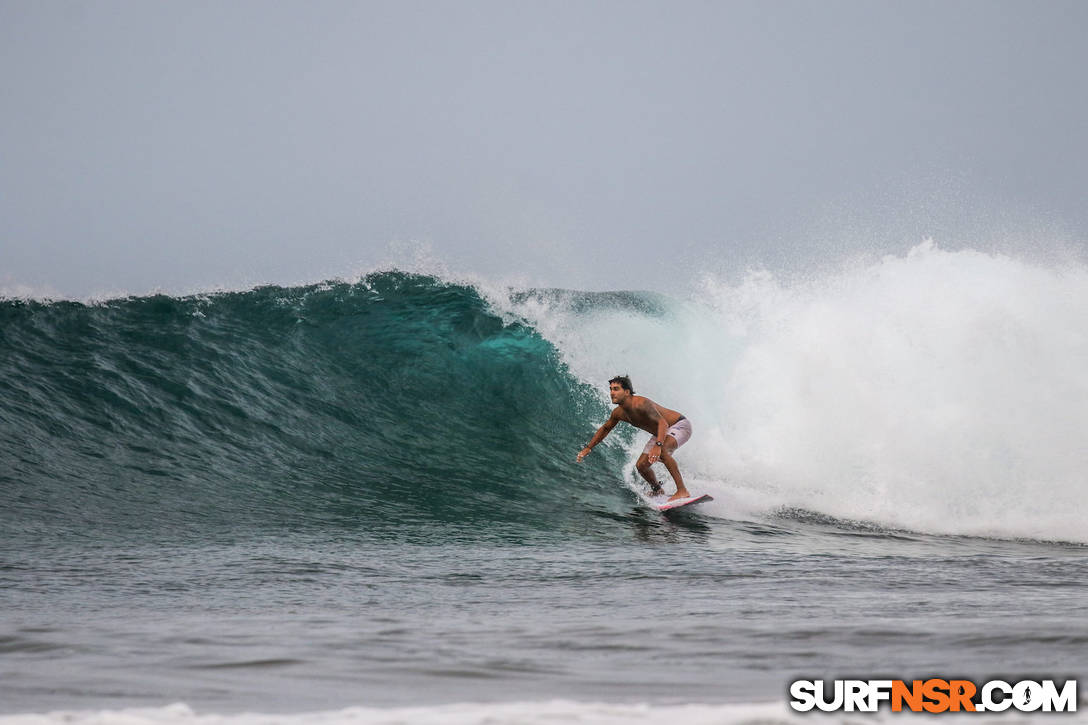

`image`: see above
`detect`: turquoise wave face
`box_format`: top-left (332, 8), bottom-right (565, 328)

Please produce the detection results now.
top-left (1, 273), bottom-right (629, 543)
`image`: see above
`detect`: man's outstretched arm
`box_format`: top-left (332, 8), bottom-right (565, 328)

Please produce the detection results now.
top-left (577, 411), bottom-right (620, 462)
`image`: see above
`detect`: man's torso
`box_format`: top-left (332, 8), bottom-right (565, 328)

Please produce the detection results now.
top-left (615, 395), bottom-right (684, 435)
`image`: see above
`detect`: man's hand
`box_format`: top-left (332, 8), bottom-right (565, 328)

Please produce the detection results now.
top-left (576, 447), bottom-right (591, 462)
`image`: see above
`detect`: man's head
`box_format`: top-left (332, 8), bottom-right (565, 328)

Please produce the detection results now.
top-left (609, 375), bottom-right (634, 404)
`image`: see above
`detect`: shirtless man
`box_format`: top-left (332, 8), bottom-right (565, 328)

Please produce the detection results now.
top-left (576, 375), bottom-right (693, 501)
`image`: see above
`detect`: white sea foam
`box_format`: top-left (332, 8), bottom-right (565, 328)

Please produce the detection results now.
top-left (5, 701), bottom-right (1083, 725)
top-left (505, 241), bottom-right (1088, 544)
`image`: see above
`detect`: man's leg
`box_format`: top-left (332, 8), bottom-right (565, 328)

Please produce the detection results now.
top-left (659, 437), bottom-right (691, 501)
top-left (635, 453), bottom-right (664, 495)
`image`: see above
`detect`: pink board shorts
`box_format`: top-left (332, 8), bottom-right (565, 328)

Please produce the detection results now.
top-left (642, 417), bottom-right (692, 455)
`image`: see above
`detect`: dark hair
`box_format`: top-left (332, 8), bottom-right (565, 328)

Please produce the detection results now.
top-left (609, 375), bottom-right (634, 393)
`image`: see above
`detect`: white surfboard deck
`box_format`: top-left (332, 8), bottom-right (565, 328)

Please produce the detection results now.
top-left (645, 493), bottom-right (714, 512)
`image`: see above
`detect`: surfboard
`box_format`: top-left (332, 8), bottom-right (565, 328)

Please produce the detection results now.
top-left (647, 493), bottom-right (713, 512)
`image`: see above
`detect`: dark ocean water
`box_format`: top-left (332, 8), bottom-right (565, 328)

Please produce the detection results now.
top-left (2, 272), bottom-right (1086, 721)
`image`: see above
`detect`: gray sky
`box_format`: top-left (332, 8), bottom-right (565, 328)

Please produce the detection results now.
top-left (2, 0), bottom-right (1087, 297)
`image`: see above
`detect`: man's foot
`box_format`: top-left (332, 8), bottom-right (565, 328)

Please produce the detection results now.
top-left (667, 490), bottom-right (692, 502)
top-left (648, 485), bottom-right (664, 497)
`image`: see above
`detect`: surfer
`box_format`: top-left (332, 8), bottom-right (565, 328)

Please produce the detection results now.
top-left (576, 375), bottom-right (693, 501)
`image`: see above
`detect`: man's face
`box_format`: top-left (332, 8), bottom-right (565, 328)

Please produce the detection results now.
top-left (609, 382), bottom-right (628, 404)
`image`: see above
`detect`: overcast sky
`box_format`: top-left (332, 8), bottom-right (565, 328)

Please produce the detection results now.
top-left (2, 0), bottom-right (1087, 297)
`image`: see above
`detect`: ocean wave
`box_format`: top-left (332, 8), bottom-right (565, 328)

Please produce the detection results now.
top-left (5, 244), bottom-right (1088, 544)
top-left (0, 273), bottom-right (627, 542)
